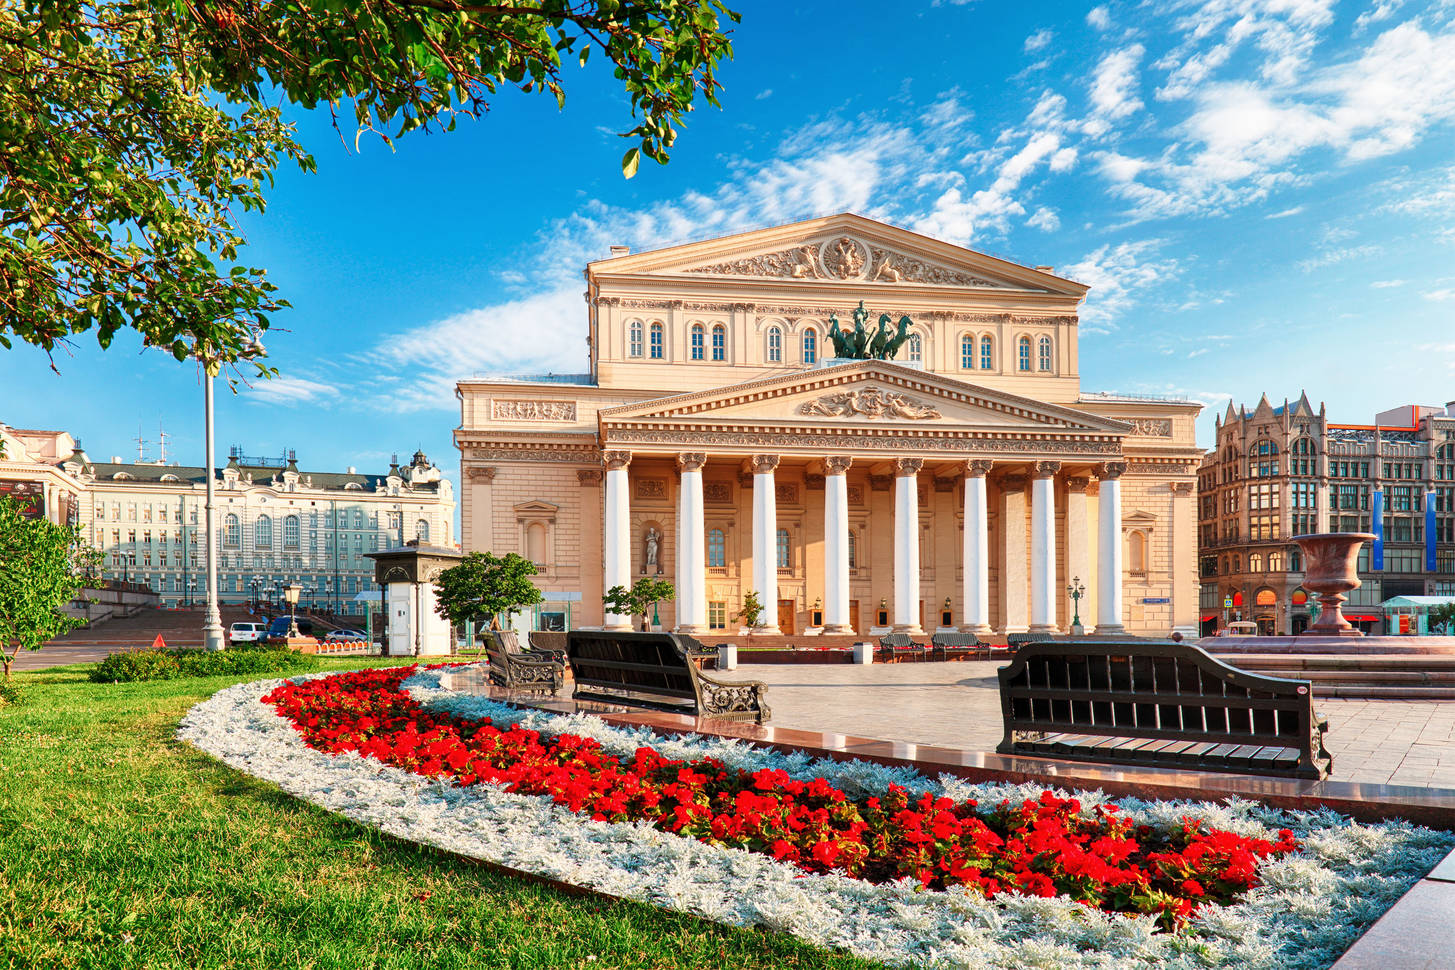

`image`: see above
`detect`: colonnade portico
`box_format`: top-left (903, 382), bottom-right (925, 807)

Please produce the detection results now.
top-left (598, 448), bottom-right (1131, 637)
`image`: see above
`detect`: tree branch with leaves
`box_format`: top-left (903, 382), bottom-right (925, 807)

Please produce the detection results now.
top-left (432, 551), bottom-right (543, 637)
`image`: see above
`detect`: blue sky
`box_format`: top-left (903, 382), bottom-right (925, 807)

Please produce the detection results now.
top-left (5, 0), bottom-right (1455, 507)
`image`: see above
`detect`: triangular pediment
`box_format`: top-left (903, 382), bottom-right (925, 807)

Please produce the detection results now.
top-left (599, 361), bottom-right (1130, 435)
top-left (588, 213), bottom-right (1086, 296)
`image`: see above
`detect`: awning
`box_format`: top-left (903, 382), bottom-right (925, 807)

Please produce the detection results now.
top-left (1344, 613), bottom-right (1380, 622)
top-left (1200, 614), bottom-right (1217, 622)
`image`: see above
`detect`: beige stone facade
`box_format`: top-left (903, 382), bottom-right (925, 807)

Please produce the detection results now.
top-left (455, 214), bottom-right (1202, 636)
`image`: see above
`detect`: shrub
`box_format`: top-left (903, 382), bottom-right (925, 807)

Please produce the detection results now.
top-left (91, 646), bottom-right (319, 683)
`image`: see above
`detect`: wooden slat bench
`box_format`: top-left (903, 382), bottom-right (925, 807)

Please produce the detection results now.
top-left (930, 632), bottom-right (985, 661)
top-left (567, 631), bottom-right (769, 723)
top-left (672, 634), bottom-right (722, 670)
top-left (487, 631), bottom-right (564, 693)
top-left (997, 639), bottom-right (1333, 779)
top-left (877, 633), bottom-right (928, 663)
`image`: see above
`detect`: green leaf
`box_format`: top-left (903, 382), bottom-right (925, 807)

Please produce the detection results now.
top-left (621, 146), bottom-right (641, 179)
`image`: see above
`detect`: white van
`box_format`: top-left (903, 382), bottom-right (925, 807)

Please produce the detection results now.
top-left (227, 621), bottom-right (266, 645)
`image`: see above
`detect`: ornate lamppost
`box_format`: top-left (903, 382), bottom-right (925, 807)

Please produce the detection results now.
top-left (283, 583), bottom-right (302, 638)
top-left (1067, 576), bottom-right (1086, 635)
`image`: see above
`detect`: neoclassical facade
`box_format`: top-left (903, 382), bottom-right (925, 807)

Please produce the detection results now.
top-left (455, 214), bottom-right (1202, 636)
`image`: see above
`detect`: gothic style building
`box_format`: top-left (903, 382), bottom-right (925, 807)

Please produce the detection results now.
top-left (455, 214), bottom-right (1202, 636)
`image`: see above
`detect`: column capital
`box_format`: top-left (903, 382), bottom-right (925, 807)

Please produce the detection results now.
top-left (576, 468), bottom-right (602, 486)
top-left (1033, 460), bottom-right (1061, 479)
top-left (602, 450), bottom-right (633, 470)
top-left (1098, 460), bottom-right (1128, 480)
top-left (894, 457), bottom-right (924, 477)
top-left (823, 455), bottom-right (854, 475)
top-left (1065, 476), bottom-right (1091, 492)
top-left (749, 454), bottom-right (780, 474)
top-left (964, 459), bottom-right (994, 478)
top-left (1170, 480), bottom-right (1195, 494)
top-left (466, 466), bottom-right (497, 482)
top-left (676, 452), bottom-right (707, 472)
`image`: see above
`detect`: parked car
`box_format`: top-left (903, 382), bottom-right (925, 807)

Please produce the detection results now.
top-left (324, 629), bottom-right (367, 643)
top-left (227, 621), bottom-right (266, 645)
top-left (264, 615), bottom-right (316, 640)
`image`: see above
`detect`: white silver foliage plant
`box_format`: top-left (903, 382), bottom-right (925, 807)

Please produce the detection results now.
top-left (175, 666), bottom-right (1454, 970)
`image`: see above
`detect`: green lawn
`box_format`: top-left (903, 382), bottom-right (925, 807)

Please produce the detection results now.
top-left (0, 661), bottom-right (883, 970)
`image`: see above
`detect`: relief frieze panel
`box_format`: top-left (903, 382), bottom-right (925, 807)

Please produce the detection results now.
top-left (602, 428), bottom-right (1122, 455)
top-left (491, 399), bottom-right (577, 421)
top-left (1126, 418), bottom-right (1174, 437)
top-left (634, 479), bottom-right (668, 500)
top-left (703, 482), bottom-right (733, 504)
top-left (681, 235), bottom-right (1013, 287)
top-left (798, 386), bottom-right (942, 420)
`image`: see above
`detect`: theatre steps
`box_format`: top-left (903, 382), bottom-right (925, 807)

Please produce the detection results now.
top-left (1215, 654), bottom-right (1455, 699)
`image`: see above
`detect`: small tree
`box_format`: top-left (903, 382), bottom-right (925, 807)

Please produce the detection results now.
top-left (734, 590), bottom-right (765, 631)
top-left (432, 552), bottom-right (542, 639)
top-left (603, 579), bottom-right (677, 630)
top-left (1428, 602), bottom-right (1455, 636)
top-left (0, 497), bottom-right (99, 680)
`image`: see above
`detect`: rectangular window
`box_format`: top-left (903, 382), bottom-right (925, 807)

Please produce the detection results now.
top-left (143, 508), bottom-right (152, 523)
top-left (159, 507), bottom-right (168, 523)
top-left (708, 601), bottom-right (727, 630)
top-left (776, 528), bottom-right (790, 569)
top-left (1250, 513), bottom-right (1279, 541)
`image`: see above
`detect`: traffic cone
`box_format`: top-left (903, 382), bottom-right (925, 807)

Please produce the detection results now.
top-left (152, 634), bottom-right (167, 650)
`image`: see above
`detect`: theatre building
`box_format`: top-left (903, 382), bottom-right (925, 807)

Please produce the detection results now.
top-left (454, 214), bottom-right (1202, 637)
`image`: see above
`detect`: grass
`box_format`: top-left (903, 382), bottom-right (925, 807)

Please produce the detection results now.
top-left (0, 660), bottom-right (884, 970)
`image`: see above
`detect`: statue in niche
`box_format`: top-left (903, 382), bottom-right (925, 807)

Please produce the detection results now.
top-left (644, 527), bottom-right (660, 570)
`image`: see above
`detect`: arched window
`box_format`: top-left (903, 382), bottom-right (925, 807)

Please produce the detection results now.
top-left (707, 528), bottom-right (725, 568)
top-left (847, 530), bottom-right (858, 569)
top-left (1233, 555), bottom-right (1241, 573)
top-left (415, 518), bottom-right (429, 542)
top-left (1249, 552), bottom-right (1263, 572)
top-left (1128, 530), bottom-right (1147, 572)
top-left (283, 515), bottom-right (299, 550)
top-left (961, 334), bottom-right (975, 369)
top-left (1256, 588), bottom-right (1277, 607)
top-left (1037, 335), bottom-right (1053, 371)
top-left (980, 335), bottom-right (994, 370)
top-left (776, 527), bottom-right (790, 569)
top-left (526, 522), bottom-right (546, 565)
top-left (649, 321), bottom-right (664, 359)
top-left (689, 323), bottom-right (705, 360)
top-left (1017, 336), bottom-right (1032, 371)
top-left (1290, 437), bottom-right (1314, 475)
top-left (1249, 439), bottom-right (1280, 478)
top-left (628, 320), bottom-right (644, 357)
top-left (908, 333), bottom-right (923, 362)
top-left (1268, 551), bottom-right (1283, 571)
top-left (802, 328), bottom-right (817, 365)
top-left (255, 515), bottom-right (272, 548)
top-left (767, 326), bottom-right (783, 363)
top-left (224, 513), bottom-right (240, 547)
top-left (711, 324), bottom-right (726, 361)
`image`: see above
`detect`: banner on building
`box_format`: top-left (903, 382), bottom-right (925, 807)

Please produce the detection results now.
top-left (0, 481), bottom-right (45, 520)
top-left (1427, 490), bottom-right (1438, 572)
top-left (1372, 487), bottom-right (1384, 570)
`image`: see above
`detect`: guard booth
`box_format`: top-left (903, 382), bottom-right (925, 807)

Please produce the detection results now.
top-left (365, 542), bottom-right (463, 657)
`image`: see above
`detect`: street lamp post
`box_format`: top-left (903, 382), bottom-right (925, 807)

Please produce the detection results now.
top-left (1067, 575), bottom-right (1086, 636)
top-left (284, 583), bottom-right (302, 638)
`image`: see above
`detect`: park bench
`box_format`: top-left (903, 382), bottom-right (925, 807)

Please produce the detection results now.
top-left (996, 639), bottom-right (1333, 779)
top-left (674, 633), bottom-right (723, 669)
top-left (566, 631), bottom-right (770, 723)
top-left (525, 631), bottom-right (567, 665)
top-left (877, 633), bottom-right (928, 663)
top-left (930, 632), bottom-right (985, 662)
top-left (486, 631), bottom-right (565, 694)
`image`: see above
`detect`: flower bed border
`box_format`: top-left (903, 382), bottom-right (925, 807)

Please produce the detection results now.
top-left (178, 665), bottom-right (1455, 970)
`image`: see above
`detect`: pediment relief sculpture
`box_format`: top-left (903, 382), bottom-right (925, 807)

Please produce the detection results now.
top-left (683, 235), bottom-right (1009, 287)
top-left (798, 385), bottom-right (942, 420)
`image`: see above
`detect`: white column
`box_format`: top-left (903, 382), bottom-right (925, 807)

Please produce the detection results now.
top-left (1065, 476), bottom-right (1091, 632)
top-left (962, 459), bottom-right (993, 634)
top-left (893, 458), bottom-right (925, 634)
top-left (602, 450), bottom-right (633, 631)
top-left (675, 453), bottom-right (707, 633)
top-left (823, 456), bottom-right (853, 633)
top-left (1029, 461), bottom-right (1060, 634)
top-left (750, 454), bottom-right (781, 634)
top-left (1096, 461), bottom-right (1127, 634)
top-left (1001, 480), bottom-right (1028, 634)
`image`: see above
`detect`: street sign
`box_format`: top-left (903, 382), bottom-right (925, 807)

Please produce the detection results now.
top-left (1223, 596), bottom-right (1233, 609)
top-left (1142, 597), bottom-right (1170, 604)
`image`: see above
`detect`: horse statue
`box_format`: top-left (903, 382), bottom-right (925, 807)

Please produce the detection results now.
top-left (868, 313), bottom-right (893, 359)
top-left (824, 302), bottom-right (914, 360)
top-left (882, 315), bottom-right (913, 359)
top-left (827, 311), bottom-right (852, 358)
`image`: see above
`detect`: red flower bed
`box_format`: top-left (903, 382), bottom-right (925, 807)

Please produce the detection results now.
top-left (262, 667), bottom-right (1298, 928)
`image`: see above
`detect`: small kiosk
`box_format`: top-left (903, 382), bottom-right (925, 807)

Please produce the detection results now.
top-left (365, 542), bottom-right (463, 657)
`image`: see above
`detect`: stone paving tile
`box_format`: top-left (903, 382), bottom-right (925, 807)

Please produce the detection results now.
top-left (715, 662), bottom-right (1455, 789)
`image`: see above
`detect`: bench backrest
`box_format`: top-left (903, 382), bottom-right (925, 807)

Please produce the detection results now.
top-left (931, 632), bottom-right (980, 647)
top-left (486, 630), bottom-right (523, 668)
top-left (567, 631), bottom-right (697, 701)
top-left (998, 639), bottom-right (1313, 748)
top-left (879, 633), bottom-right (916, 648)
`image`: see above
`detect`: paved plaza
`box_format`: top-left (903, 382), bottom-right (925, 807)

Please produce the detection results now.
top-left (716, 662), bottom-right (1455, 789)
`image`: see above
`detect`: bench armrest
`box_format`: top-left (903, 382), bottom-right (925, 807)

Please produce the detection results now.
top-left (695, 670), bottom-right (771, 723)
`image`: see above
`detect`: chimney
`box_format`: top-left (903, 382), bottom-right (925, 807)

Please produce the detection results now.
top-left (347, 466), bottom-right (356, 475)
top-left (111, 455), bottom-right (122, 463)
top-left (609, 245), bottom-right (630, 257)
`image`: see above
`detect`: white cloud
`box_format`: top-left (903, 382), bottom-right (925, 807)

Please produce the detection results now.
top-left (246, 376), bottom-right (341, 407)
top-left (755, 89), bottom-right (773, 101)
top-left (1372, 279), bottom-right (1408, 287)
top-left (1187, 348), bottom-right (1209, 358)
top-left (1087, 6), bottom-right (1111, 31)
top-left (1355, 0), bottom-right (1405, 33)
top-left (1424, 288), bottom-right (1455, 301)
top-left (1024, 28), bottom-right (1053, 52)
top-left (1085, 45), bottom-right (1146, 135)
top-left (1049, 147), bottom-right (1078, 172)
top-left (1267, 206), bottom-right (1305, 219)
top-left (1062, 239), bottom-right (1178, 330)
top-left (1296, 244), bottom-right (1380, 272)
top-left (1027, 207), bottom-right (1061, 231)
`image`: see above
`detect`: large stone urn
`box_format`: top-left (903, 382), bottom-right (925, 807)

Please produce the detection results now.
top-left (1292, 533), bottom-right (1376, 637)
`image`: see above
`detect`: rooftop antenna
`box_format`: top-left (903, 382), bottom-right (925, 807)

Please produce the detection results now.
top-left (157, 420), bottom-right (170, 464)
top-left (133, 423), bottom-right (148, 463)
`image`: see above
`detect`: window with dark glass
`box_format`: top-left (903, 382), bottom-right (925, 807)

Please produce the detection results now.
top-left (649, 321), bottom-right (664, 359)
top-left (690, 323), bottom-right (705, 360)
top-left (711, 324), bottom-right (726, 361)
top-left (707, 528), bottom-right (725, 568)
top-left (776, 528), bottom-right (790, 569)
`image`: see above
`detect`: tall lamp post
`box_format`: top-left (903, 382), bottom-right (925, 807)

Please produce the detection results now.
top-left (284, 583), bottom-right (302, 638)
top-left (200, 333), bottom-right (265, 651)
top-left (1067, 576), bottom-right (1086, 636)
